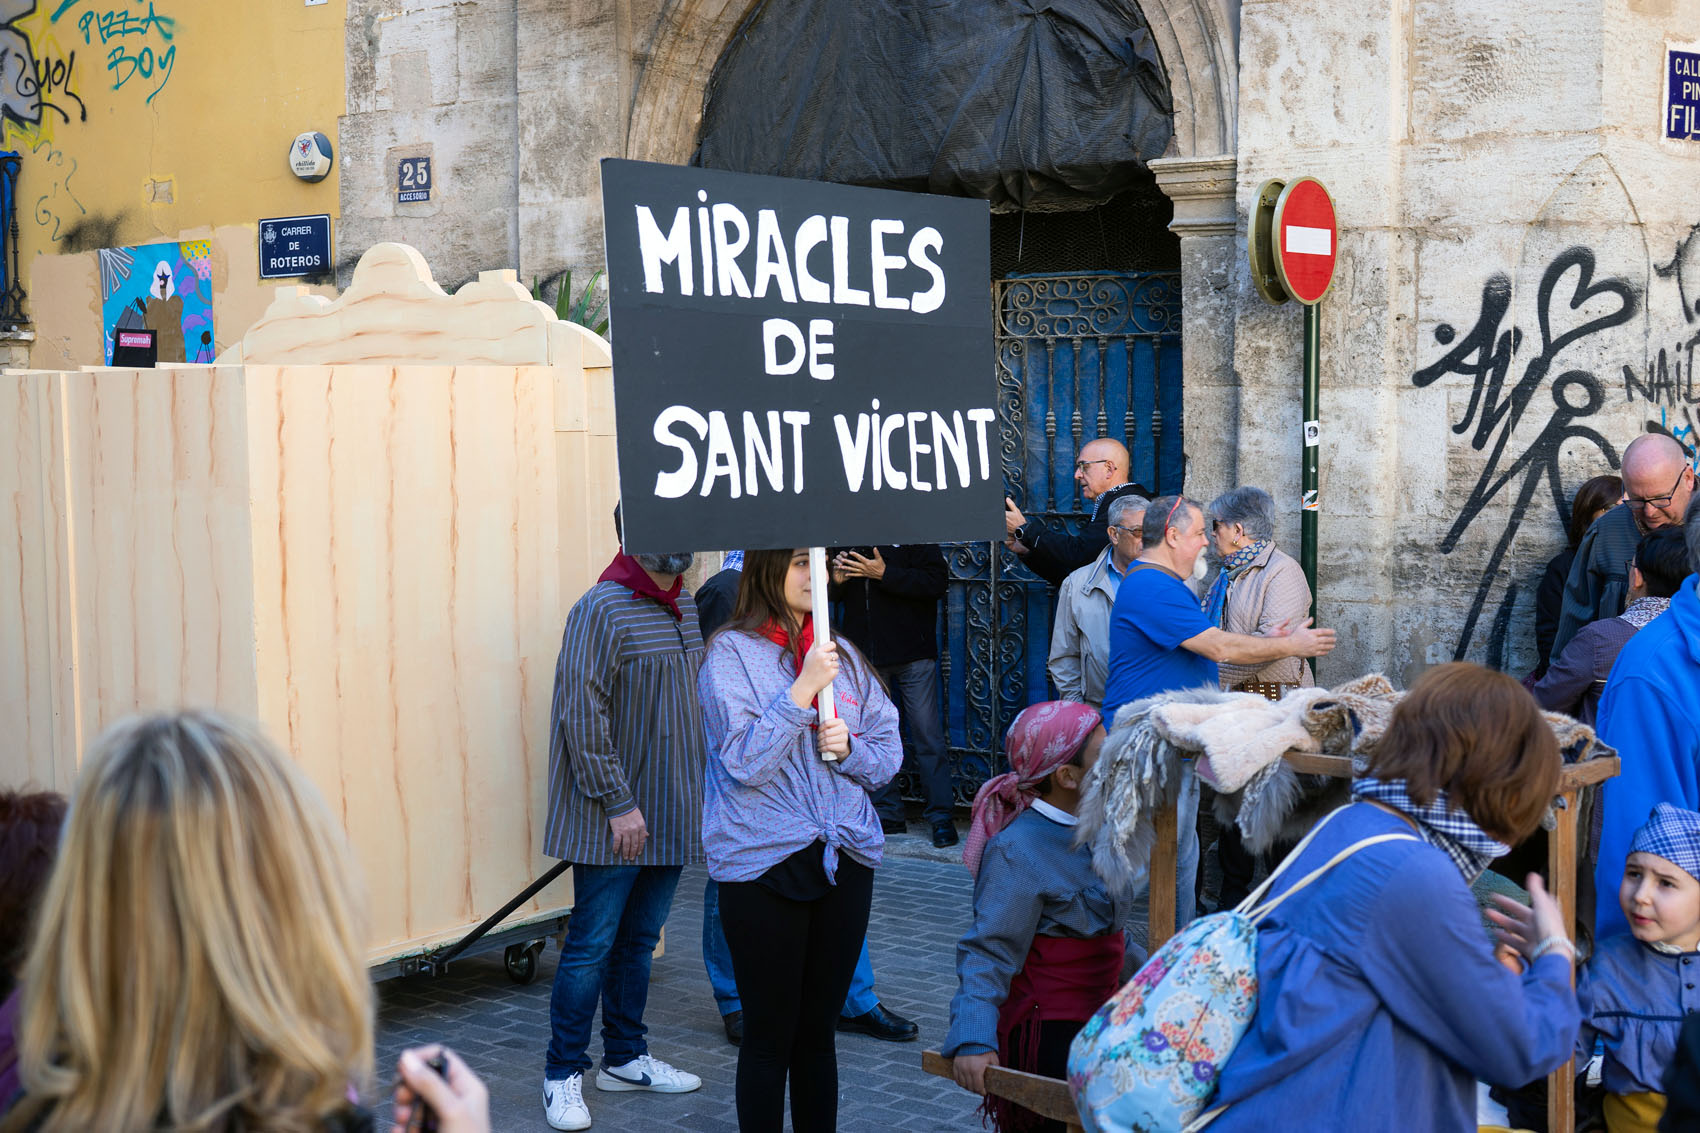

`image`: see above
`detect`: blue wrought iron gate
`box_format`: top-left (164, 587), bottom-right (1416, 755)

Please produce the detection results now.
top-left (935, 271), bottom-right (1183, 800)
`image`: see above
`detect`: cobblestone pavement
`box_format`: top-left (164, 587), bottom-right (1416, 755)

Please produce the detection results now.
top-left (372, 834), bottom-right (996, 1132)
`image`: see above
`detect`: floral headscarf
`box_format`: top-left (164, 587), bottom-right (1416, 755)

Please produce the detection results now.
top-left (963, 701), bottom-right (1102, 877)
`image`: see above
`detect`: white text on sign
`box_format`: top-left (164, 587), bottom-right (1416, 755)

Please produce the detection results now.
top-left (652, 405), bottom-right (995, 499)
top-left (636, 198), bottom-right (947, 314)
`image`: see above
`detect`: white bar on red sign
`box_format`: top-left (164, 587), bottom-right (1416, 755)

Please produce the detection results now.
top-left (1285, 226), bottom-right (1332, 256)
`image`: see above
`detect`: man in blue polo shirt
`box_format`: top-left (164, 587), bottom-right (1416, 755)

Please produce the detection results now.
top-left (1103, 494), bottom-right (1337, 925)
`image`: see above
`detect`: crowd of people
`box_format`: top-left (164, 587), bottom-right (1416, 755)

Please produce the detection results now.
top-left (2, 429), bottom-right (1699, 1133)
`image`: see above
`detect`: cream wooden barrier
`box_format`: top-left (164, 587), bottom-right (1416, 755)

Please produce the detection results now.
top-left (0, 243), bottom-right (617, 964)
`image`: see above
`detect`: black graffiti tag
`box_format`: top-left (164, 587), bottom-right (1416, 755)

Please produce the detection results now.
top-left (1412, 246), bottom-right (1639, 662)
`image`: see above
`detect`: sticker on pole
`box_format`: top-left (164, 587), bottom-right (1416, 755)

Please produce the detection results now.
top-left (599, 158), bottom-right (998, 554)
top-left (1272, 177), bottom-right (1337, 305)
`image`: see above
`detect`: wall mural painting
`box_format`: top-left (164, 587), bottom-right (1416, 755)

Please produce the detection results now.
top-left (98, 238), bottom-right (213, 363)
top-left (1413, 220), bottom-right (1700, 667)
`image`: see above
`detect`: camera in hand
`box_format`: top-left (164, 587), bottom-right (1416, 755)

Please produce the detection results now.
top-left (418, 1052), bottom-right (448, 1132)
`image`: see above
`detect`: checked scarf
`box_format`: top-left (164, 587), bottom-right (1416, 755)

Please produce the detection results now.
top-left (1203, 539), bottom-right (1271, 628)
top-left (1352, 777), bottom-right (1509, 883)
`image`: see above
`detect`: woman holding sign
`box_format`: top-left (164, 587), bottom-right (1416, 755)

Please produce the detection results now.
top-left (697, 547), bottom-right (903, 1132)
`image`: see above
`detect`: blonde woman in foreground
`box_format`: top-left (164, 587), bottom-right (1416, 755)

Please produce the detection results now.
top-left (0, 711), bottom-right (489, 1133)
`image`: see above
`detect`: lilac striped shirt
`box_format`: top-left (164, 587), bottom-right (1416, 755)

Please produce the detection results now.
top-left (697, 630), bottom-right (902, 883)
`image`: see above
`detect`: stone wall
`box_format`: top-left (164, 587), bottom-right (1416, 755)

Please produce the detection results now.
top-left (339, 0), bottom-right (681, 298)
top-left (340, 0), bottom-right (520, 289)
top-left (1229, 0), bottom-right (1699, 685)
top-left (338, 0), bottom-right (1699, 685)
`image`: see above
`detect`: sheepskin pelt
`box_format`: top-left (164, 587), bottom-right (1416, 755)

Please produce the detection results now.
top-left (1154, 685), bottom-right (1330, 794)
top-left (1075, 673), bottom-right (1617, 889)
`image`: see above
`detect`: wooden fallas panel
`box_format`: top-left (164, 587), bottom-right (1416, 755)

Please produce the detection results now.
top-left (0, 242), bottom-right (619, 966)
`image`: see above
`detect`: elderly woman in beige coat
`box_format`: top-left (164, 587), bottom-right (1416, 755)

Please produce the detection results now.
top-left (1205, 486), bottom-right (1315, 692)
top-left (1204, 485), bottom-right (1314, 906)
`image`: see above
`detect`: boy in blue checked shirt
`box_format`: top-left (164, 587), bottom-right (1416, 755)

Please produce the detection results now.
top-left (1577, 803), bottom-right (1700, 1133)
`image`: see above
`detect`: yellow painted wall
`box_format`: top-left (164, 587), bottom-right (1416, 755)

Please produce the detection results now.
top-left (3, 0), bottom-right (347, 367)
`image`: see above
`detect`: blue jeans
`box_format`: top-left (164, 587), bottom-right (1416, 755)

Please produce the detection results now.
top-left (870, 659), bottom-right (953, 824)
top-left (546, 863), bottom-right (683, 1079)
top-left (703, 877), bottom-right (880, 1017)
top-left (1159, 768), bottom-right (1200, 928)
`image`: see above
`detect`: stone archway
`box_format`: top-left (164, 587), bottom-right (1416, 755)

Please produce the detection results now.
top-left (625, 0), bottom-right (762, 166)
top-left (625, 1), bottom-right (1244, 495)
top-left (626, 0), bottom-right (1241, 167)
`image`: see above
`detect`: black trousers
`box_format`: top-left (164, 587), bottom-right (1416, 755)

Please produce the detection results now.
top-left (1216, 823), bottom-right (1259, 910)
top-left (719, 859), bottom-right (874, 1133)
top-left (1005, 1019), bottom-right (1085, 1133)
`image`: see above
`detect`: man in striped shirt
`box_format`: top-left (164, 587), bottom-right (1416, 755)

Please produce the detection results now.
top-left (540, 523), bottom-right (708, 1132)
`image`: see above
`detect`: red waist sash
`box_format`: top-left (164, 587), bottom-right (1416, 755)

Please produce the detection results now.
top-left (986, 931), bottom-right (1125, 1132)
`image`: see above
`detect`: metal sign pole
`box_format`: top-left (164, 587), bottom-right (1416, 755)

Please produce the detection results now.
top-left (1258, 174), bottom-right (1336, 660)
top-left (1301, 302), bottom-right (1320, 624)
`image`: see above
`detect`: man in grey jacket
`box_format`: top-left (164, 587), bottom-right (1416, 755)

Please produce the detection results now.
top-left (1048, 492), bottom-right (1147, 707)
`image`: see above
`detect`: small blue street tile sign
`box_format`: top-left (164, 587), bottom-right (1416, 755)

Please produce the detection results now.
top-left (1668, 48), bottom-right (1700, 141)
top-left (398, 156), bottom-right (432, 203)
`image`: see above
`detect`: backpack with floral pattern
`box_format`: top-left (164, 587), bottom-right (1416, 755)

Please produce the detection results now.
top-left (1066, 807), bottom-right (1416, 1133)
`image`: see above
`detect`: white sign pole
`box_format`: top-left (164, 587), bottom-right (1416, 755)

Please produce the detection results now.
top-left (808, 546), bottom-right (838, 761)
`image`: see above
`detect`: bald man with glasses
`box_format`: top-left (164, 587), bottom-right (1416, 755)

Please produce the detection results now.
top-left (1005, 437), bottom-right (1152, 589)
top-left (1555, 434), bottom-right (1696, 656)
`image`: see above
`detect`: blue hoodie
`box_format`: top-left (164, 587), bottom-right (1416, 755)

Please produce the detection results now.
top-left (1594, 575), bottom-right (1700, 940)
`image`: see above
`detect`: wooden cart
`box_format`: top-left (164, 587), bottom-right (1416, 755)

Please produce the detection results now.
top-left (0, 243), bottom-right (617, 973)
top-left (927, 749), bottom-right (1619, 1132)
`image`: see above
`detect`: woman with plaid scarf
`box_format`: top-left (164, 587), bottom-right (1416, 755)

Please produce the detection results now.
top-left (1202, 663), bottom-right (1580, 1133)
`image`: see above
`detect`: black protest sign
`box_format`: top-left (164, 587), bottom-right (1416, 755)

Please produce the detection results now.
top-left (600, 158), bottom-right (997, 554)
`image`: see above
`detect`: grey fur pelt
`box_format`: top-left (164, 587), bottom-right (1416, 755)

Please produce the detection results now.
top-left (1074, 685), bottom-right (1240, 896)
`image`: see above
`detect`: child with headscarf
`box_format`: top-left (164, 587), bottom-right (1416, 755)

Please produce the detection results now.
top-left (943, 701), bottom-right (1129, 1133)
top-left (1578, 803), bottom-right (1700, 1133)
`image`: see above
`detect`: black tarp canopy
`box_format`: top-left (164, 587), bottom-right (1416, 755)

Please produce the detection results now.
top-left (693, 0), bottom-right (1175, 209)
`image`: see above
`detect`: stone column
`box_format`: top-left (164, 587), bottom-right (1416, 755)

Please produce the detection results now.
top-left (1149, 154), bottom-right (1239, 500)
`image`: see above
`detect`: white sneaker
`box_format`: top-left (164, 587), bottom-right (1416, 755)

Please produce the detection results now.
top-left (594, 1053), bottom-right (702, 1094)
top-left (543, 1073), bottom-right (592, 1130)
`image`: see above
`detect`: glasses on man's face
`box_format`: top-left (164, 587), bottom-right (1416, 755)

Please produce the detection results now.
top-left (1074, 459), bottom-right (1114, 475)
top-left (1624, 466), bottom-right (1689, 511)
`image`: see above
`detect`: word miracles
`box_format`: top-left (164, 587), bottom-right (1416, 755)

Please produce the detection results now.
top-left (634, 192), bottom-right (948, 313)
top-left (653, 402), bottom-right (996, 499)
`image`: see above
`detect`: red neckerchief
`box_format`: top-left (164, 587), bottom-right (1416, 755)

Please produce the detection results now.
top-left (758, 615), bottom-right (826, 721)
top-left (598, 553), bottom-right (683, 620)
top-left (756, 614), bottom-right (814, 673)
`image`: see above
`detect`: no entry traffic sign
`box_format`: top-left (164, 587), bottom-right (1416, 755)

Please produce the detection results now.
top-left (1272, 177), bottom-right (1337, 305)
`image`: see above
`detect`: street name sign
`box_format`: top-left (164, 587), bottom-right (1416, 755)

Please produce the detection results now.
top-left (1669, 47), bottom-right (1700, 141)
top-left (259, 214), bottom-right (332, 279)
